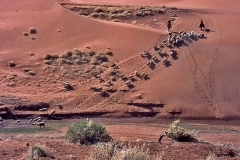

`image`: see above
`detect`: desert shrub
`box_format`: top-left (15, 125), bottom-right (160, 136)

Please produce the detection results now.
top-left (23, 68), bottom-right (31, 72)
top-left (8, 61), bottom-right (16, 67)
top-left (65, 120), bottom-right (112, 145)
top-left (23, 32), bottom-right (28, 36)
top-left (29, 71), bottom-right (36, 76)
top-left (94, 7), bottom-right (104, 13)
top-left (132, 20), bottom-right (138, 24)
top-left (91, 52), bottom-right (108, 65)
top-left (88, 50), bottom-right (96, 56)
top-left (94, 52), bottom-right (108, 61)
top-left (108, 70), bottom-right (116, 76)
top-left (104, 49), bottom-right (113, 56)
top-left (112, 19), bottom-right (120, 22)
top-left (135, 11), bottom-right (144, 17)
top-left (86, 141), bottom-right (150, 160)
top-left (27, 144), bottom-right (54, 160)
top-left (43, 53), bottom-right (59, 60)
top-left (28, 27), bottom-right (37, 34)
top-left (109, 13), bottom-right (121, 19)
top-left (61, 50), bottom-right (72, 59)
top-left (99, 12), bottom-right (108, 17)
top-left (90, 13), bottom-right (99, 18)
top-left (73, 49), bottom-right (84, 55)
top-left (167, 119), bottom-right (198, 142)
top-left (58, 58), bottom-right (73, 65)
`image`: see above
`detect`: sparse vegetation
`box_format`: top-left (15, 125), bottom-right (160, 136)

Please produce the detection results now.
top-left (91, 52), bottom-right (108, 65)
top-left (166, 119), bottom-right (198, 142)
top-left (104, 49), bottom-right (113, 56)
top-left (8, 61), bottom-right (16, 67)
top-left (43, 53), bottom-right (59, 60)
top-left (65, 120), bottom-right (112, 145)
top-left (28, 27), bottom-right (37, 34)
top-left (86, 141), bottom-right (151, 160)
top-left (27, 144), bottom-right (54, 160)
top-left (64, 4), bottom-right (168, 23)
top-left (23, 32), bottom-right (28, 36)
top-left (88, 50), bottom-right (96, 56)
top-left (29, 70), bottom-right (36, 76)
top-left (23, 68), bottom-right (31, 72)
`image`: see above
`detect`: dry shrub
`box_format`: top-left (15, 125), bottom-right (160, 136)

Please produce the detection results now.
top-left (43, 53), bottom-right (59, 60)
top-left (23, 32), bottom-right (28, 36)
top-left (27, 144), bottom-right (54, 160)
top-left (91, 52), bottom-right (108, 65)
top-left (8, 61), bottom-right (16, 67)
top-left (167, 119), bottom-right (198, 142)
top-left (88, 50), bottom-right (96, 56)
top-left (60, 50), bottom-right (72, 59)
top-left (90, 13), bottom-right (99, 18)
top-left (86, 141), bottom-right (150, 160)
top-left (28, 27), bottom-right (37, 34)
top-left (94, 7), bottom-right (104, 13)
top-left (104, 49), bottom-right (113, 56)
top-left (29, 71), bottom-right (36, 76)
top-left (112, 19), bottom-right (120, 22)
top-left (23, 68), bottom-right (31, 72)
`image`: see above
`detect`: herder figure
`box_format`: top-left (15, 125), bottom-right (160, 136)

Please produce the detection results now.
top-left (199, 19), bottom-right (205, 30)
top-left (167, 19), bottom-right (172, 32)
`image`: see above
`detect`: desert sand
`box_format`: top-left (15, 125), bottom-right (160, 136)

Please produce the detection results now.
top-left (1, 0), bottom-right (240, 120)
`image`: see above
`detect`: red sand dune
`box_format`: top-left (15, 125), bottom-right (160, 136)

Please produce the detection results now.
top-left (0, 0), bottom-right (240, 119)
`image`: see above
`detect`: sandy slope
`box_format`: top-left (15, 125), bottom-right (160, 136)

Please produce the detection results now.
top-left (0, 0), bottom-right (240, 119)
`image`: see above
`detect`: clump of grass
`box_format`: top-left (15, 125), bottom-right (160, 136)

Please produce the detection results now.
top-left (112, 19), bottom-right (120, 22)
top-left (23, 68), bottom-right (31, 72)
top-left (8, 61), bottom-right (16, 67)
top-left (65, 120), bottom-right (112, 145)
top-left (23, 32), bottom-right (28, 36)
top-left (86, 141), bottom-right (150, 160)
top-left (94, 7), bottom-right (104, 13)
top-left (60, 50), bottom-right (72, 59)
top-left (88, 50), bottom-right (96, 56)
top-left (104, 49), bottom-right (113, 56)
top-left (43, 53), bottom-right (59, 60)
top-left (167, 119), bottom-right (198, 142)
top-left (29, 71), bottom-right (36, 76)
top-left (27, 144), bottom-right (54, 160)
top-left (91, 52), bottom-right (108, 65)
top-left (90, 12), bottom-right (99, 18)
top-left (28, 27), bottom-right (37, 34)
top-left (43, 53), bottom-right (59, 64)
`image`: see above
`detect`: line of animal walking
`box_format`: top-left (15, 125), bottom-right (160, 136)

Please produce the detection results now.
top-left (105, 30), bottom-right (205, 89)
top-left (139, 30), bottom-right (205, 67)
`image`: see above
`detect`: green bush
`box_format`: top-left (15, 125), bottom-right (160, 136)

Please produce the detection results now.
top-left (167, 119), bottom-right (198, 142)
top-left (65, 120), bottom-right (112, 145)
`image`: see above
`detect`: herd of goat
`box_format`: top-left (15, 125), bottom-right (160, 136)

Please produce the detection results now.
top-left (0, 31), bottom-right (205, 126)
top-left (0, 108), bottom-right (56, 128)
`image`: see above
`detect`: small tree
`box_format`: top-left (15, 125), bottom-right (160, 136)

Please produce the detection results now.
top-left (65, 120), bottom-right (112, 145)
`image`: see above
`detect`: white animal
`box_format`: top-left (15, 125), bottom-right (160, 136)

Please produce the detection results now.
top-left (134, 70), bottom-right (139, 76)
top-left (39, 108), bottom-right (48, 112)
top-left (49, 110), bottom-right (55, 116)
top-left (28, 119), bottom-right (33, 124)
top-left (37, 122), bottom-right (45, 128)
top-left (16, 120), bottom-right (21, 125)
